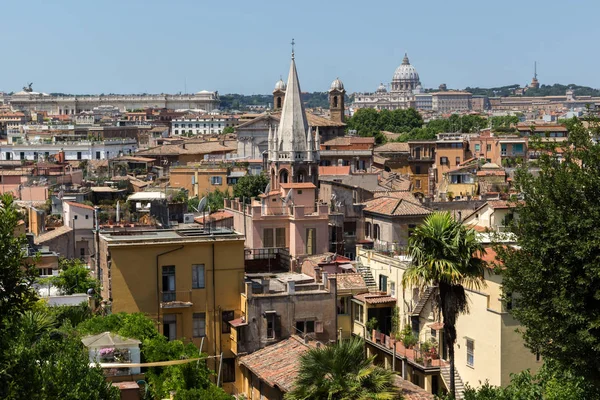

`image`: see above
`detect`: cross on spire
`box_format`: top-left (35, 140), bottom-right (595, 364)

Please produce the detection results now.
top-left (291, 38), bottom-right (295, 59)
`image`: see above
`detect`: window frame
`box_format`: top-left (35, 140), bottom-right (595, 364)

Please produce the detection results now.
top-left (222, 310), bottom-right (234, 334)
top-left (193, 313), bottom-right (206, 337)
top-left (466, 338), bottom-right (475, 367)
top-left (192, 264), bottom-right (205, 289)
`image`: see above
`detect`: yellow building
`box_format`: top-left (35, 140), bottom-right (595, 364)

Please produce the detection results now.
top-left (169, 165), bottom-right (247, 198)
top-left (99, 227), bottom-right (245, 392)
top-left (352, 243), bottom-right (540, 397)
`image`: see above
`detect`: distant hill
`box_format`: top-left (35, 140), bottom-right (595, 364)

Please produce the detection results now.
top-left (465, 84), bottom-right (600, 98)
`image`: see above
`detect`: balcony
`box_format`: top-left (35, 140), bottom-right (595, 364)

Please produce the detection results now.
top-left (244, 247), bottom-right (290, 273)
top-left (160, 290), bottom-right (193, 308)
top-left (367, 330), bottom-right (446, 370)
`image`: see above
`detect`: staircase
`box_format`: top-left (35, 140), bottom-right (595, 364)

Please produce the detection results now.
top-left (356, 261), bottom-right (378, 292)
top-left (441, 365), bottom-right (465, 400)
top-left (412, 286), bottom-right (435, 317)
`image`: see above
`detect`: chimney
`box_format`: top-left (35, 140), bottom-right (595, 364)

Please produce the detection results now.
top-left (245, 281), bottom-right (253, 300)
top-left (287, 280), bottom-right (295, 295)
top-left (261, 278), bottom-right (269, 294)
top-left (322, 272), bottom-right (328, 289)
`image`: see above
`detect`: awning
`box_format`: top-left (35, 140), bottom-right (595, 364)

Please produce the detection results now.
top-left (229, 317), bottom-right (248, 328)
top-left (428, 322), bottom-right (444, 330)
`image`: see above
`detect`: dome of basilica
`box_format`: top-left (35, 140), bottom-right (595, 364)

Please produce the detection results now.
top-left (376, 83), bottom-right (387, 93)
top-left (391, 53), bottom-right (420, 92)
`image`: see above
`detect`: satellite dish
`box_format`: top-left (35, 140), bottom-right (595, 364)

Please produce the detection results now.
top-left (197, 196), bottom-right (207, 212)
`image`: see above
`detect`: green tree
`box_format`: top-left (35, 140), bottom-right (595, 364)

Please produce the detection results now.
top-left (51, 258), bottom-right (99, 296)
top-left (0, 193), bottom-right (38, 327)
top-left (232, 173), bottom-right (269, 200)
top-left (207, 188), bottom-right (229, 212)
top-left (77, 312), bottom-right (162, 341)
top-left (221, 126), bottom-right (235, 134)
top-left (285, 337), bottom-right (399, 400)
top-left (402, 212), bottom-right (486, 398)
top-left (498, 117), bottom-right (600, 390)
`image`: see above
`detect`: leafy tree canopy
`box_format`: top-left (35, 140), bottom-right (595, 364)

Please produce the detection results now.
top-left (498, 117), bottom-right (600, 391)
top-left (50, 258), bottom-right (100, 296)
top-left (233, 173), bottom-right (269, 200)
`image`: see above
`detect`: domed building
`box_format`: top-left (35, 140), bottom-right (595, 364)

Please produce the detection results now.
top-left (391, 54), bottom-right (421, 92)
top-left (353, 53), bottom-right (423, 111)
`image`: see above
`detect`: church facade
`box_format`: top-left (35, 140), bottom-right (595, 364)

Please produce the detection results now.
top-left (236, 74), bottom-right (346, 160)
top-left (353, 53), bottom-right (423, 111)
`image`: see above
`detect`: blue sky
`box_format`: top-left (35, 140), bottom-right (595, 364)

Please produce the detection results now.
top-left (2, 0), bottom-right (598, 95)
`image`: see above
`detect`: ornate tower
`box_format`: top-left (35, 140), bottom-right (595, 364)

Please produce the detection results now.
top-left (273, 78), bottom-right (286, 110)
top-left (268, 50), bottom-right (319, 191)
top-left (329, 78), bottom-right (345, 123)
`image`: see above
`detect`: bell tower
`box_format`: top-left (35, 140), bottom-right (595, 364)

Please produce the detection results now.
top-left (268, 46), bottom-right (319, 192)
top-left (273, 77), bottom-right (286, 111)
top-left (329, 77), bottom-right (345, 123)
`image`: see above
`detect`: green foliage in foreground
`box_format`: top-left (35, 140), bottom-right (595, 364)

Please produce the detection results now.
top-left (498, 118), bottom-right (600, 391)
top-left (285, 337), bottom-right (400, 400)
top-left (462, 361), bottom-right (597, 399)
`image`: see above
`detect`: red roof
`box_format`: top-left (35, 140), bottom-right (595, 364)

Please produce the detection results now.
top-left (476, 170), bottom-right (506, 177)
top-left (194, 210), bottom-right (233, 224)
top-left (318, 166), bottom-right (351, 176)
top-left (239, 336), bottom-right (315, 392)
top-left (65, 201), bottom-right (95, 211)
top-left (353, 292), bottom-right (397, 304)
top-left (280, 182), bottom-right (316, 189)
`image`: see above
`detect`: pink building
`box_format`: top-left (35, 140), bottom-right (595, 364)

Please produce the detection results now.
top-left (225, 52), bottom-right (329, 265)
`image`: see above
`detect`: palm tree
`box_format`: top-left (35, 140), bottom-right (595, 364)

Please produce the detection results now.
top-left (402, 212), bottom-right (486, 399)
top-left (285, 336), bottom-right (399, 400)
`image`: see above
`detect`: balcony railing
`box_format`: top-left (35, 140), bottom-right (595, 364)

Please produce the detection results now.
top-left (367, 330), bottom-right (446, 370)
top-left (160, 290), bottom-right (193, 308)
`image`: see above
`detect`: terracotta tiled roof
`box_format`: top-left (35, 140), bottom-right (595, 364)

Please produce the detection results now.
top-left (318, 166), bottom-right (351, 176)
top-left (353, 292), bottom-right (397, 304)
top-left (488, 200), bottom-right (512, 209)
top-left (332, 273), bottom-right (367, 291)
top-left (194, 210), bottom-right (233, 224)
top-left (239, 336), bottom-right (315, 392)
top-left (374, 142), bottom-right (410, 153)
top-left (363, 196), bottom-right (431, 217)
top-left (322, 137), bottom-right (375, 146)
top-left (65, 201), bottom-right (95, 211)
top-left (476, 170), bottom-right (505, 177)
top-left (280, 182), bottom-right (316, 189)
top-left (393, 376), bottom-right (435, 400)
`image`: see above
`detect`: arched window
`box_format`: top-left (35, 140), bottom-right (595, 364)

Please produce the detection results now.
top-left (364, 222), bottom-right (372, 238)
top-left (279, 169), bottom-right (288, 184)
top-left (333, 96), bottom-right (338, 108)
top-left (374, 224), bottom-right (381, 240)
top-left (276, 97), bottom-right (282, 109)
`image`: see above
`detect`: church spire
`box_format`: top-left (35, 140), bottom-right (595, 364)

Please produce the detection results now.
top-left (275, 49), bottom-right (309, 158)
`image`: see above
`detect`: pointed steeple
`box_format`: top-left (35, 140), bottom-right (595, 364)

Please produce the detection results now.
top-left (314, 126), bottom-right (320, 161)
top-left (268, 124), bottom-right (273, 159)
top-left (306, 126), bottom-right (313, 162)
top-left (276, 53), bottom-right (309, 157)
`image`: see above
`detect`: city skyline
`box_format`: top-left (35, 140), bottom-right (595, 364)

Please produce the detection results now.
top-left (2, 0), bottom-right (600, 95)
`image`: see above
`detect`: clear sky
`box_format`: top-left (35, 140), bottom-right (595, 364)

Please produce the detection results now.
top-left (2, 0), bottom-right (599, 95)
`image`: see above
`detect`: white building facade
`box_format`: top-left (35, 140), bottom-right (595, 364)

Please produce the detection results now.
top-left (171, 115), bottom-right (239, 135)
top-left (0, 139), bottom-right (137, 161)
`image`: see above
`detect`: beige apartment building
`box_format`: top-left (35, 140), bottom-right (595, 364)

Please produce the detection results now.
top-left (351, 238), bottom-right (540, 397)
